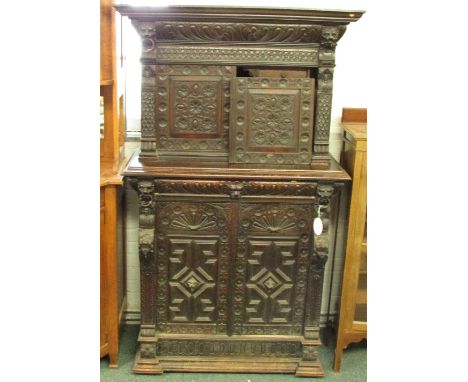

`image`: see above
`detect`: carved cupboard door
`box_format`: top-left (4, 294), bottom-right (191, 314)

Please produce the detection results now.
top-left (230, 77), bottom-right (315, 165)
top-left (154, 200), bottom-right (230, 335)
top-left (232, 202), bottom-right (314, 336)
top-left (154, 65), bottom-right (235, 159)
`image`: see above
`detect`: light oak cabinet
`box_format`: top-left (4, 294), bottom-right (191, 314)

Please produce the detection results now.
top-left (334, 108), bottom-right (367, 371)
top-left (100, 0), bottom-right (126, 368)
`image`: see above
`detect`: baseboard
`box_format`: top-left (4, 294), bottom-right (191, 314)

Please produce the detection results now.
top-left (123, 309), bottom-right (141, 325)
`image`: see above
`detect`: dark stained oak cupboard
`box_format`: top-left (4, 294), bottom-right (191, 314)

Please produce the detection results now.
top-left (117, 5), bottom-right (364, 376)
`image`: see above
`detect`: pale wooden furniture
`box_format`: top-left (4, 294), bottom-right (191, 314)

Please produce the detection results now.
top-left (100, 0), bottom-right (126, 368)
top-left (117, 5), bottom-right (364, 377)
top-left (333, 108), bottom-right (367, 371)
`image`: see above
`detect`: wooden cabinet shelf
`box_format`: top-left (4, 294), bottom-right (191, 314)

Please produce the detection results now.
top-left (100, 79), bottom-right (114, 86)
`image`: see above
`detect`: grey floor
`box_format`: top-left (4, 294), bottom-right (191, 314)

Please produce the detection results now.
top-left (100, 326), bottom-right (366, 382)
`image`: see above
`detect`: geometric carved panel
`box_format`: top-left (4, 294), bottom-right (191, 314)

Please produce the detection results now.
top-left (246, 239), bottom-right (297, 324)
top-left (234, 203), bottom-right (314, 335)
top-left (230, 77), bottom-right (315, 165)
top-left (155, 201), bottom-right (230, 334)
top-left (168, 237), bottom-right (218, 323)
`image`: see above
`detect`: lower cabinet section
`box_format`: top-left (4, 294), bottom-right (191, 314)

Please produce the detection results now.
top-left (127, 178), bottom-right (338, 376)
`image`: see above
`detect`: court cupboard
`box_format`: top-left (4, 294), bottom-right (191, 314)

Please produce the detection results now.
top-left (116, 5), bottom-right (364, 376)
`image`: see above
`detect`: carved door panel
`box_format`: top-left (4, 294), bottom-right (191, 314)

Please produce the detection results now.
top-left (154, 201), bottom-right (230, 334)
top-left (154, 65), bottom-right (235, 159)
top-left (232, 202), bottom-right (314, 335)
top-left (230, 77), bottom-right (315, 165)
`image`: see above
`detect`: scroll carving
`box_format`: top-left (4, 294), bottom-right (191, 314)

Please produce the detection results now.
top-left (154, 180), bottom-right (317, 197)
top-left (154, 22), bottom-right (322, 43)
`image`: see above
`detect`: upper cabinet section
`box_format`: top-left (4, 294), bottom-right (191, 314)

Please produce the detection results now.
top-left (116, 5), bottom-right (364, 166)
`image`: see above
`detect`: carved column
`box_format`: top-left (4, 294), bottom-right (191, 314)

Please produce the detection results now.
top-left (304, 183), bottom-right (335, 340)
top-left (313, 26), bottom-right (345, 162)
top-left (128, 178), bottom-right (157, 338)
top-left (133, 21), bottom-right (157, 157)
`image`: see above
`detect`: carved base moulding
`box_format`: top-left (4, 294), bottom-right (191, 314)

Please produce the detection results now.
top-left (133, 336), bottom-right (323, 376)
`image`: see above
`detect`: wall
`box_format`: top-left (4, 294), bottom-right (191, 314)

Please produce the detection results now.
top-left (120, 4), bottom-right (369, 326)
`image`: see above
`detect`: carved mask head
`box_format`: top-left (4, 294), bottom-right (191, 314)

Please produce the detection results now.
top-left (321, 27), bottom-right (339, 42)
top-left (138, 22), bottom-right (156, 38)
top-left (138, 180), bottom-right (154, 194)
top-left (318, 184), bottom-right (334, 198)
top-left (320, 69), bottom-right (333, 81)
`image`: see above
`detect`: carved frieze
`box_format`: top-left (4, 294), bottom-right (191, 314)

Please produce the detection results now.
top-left (157, 339), bottom-right (303, 357)
top-left (153, 180), bottom-right (317, 197)
top-left (153, 22), bottom-right (322, 43)
top-left (155, 46), bottom-right (318, 66)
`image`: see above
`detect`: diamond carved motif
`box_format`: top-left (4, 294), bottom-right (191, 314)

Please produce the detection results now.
top-left (181, 271), bottom-right (204, 292)
top-left (259, 272), bottom-right (281, 292)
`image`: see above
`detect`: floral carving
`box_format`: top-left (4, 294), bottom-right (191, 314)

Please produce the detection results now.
top-left (231, 78), bottom-right (313, 165)
top-left (140, 343), bottom-right (157, 359)
top-left (173, 81), bottom-right (218, 134)
top-left (155, 65), bottom-right (232, 155)
top-left (250, 95), bottom-right (295, 147)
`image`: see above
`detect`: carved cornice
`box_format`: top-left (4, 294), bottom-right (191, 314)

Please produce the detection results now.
top-left (116, 5), bottom-right (365, 25)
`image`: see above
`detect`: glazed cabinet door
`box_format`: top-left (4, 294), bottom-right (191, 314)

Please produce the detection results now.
top-left (154, 200), bottom-right (231, 335)
top-left (232, 201), bottom-right (315, 336)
